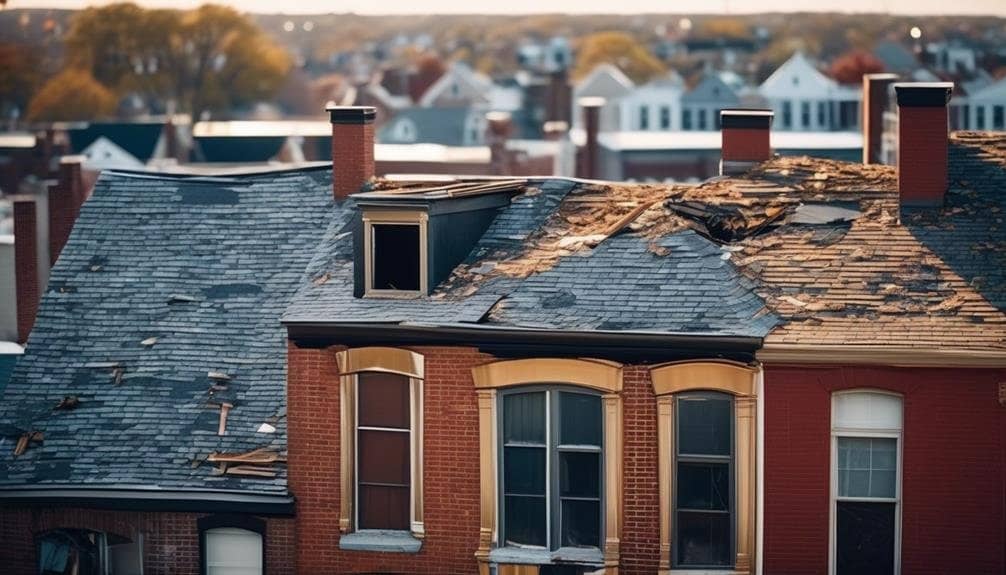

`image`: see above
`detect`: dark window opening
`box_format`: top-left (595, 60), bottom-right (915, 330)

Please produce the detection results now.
top-left (818, 102), bottom-right (827, 128)
top-left (371, 224), bottom-right (420, 292)
top-left (993, 105), bottom-right (1004, 130)
top-left (38, 529), bottom-right (141, 575)
top-left (976, 106), bottom-right (986, 130)
top-left (501, 389), bottom-right (602, 551)
top-left (698, 109), bottom-right (708, 130)
top-left (660, 106), bottom-right (671, 129)
top-left (358, 372), bottom-right (411, 530)
top-left (682, 109), bottom-right (693, 130)
top-left (639, 106), bottom-right (649, 130)
top-left (836, 501), bottom-right (896, 575)
top-left (801, 101), bottom-right (811, 128)
top-left (782, 101), bottom-right (792, 128)
top-left (674, 393), bottom-right (733, 568)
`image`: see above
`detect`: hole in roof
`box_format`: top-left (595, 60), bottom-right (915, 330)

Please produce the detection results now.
top-left (790, 202), bottom-right (861, 225)
top-left (372, 224), bottom-right (420, 292)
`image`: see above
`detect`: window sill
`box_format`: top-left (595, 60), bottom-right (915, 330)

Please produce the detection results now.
top-left (489, 546), bottom-right (603, 566)
top-left (339, 530), bottom-right (422, 553)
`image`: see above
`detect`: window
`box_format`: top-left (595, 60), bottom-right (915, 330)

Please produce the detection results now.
top-left (37, 529), bottom-right (142, 575)
top-left (831, 391), bottom-right (902, 575)
top-left (500, 388), bottom-right (602, 550)
top-left (801, 101), bottom-right (811, 128)
top-left (639, 105), bottom-right (650, 130)
top-left (976, 106), bottom-right (986, 129)
top-left (818, 101), bottom-right (827, 128)
top-left (336, 347), bottom-right (425, 544)
top-left (362, 210), bottom-right (428, 297)
top-left (660, 106), bottom-right (671, 129)
top-left (994, 105), bottom-right (1004, 130)
top-left (782, 101), bottom-right (792, 128)
top-left (698, 108), bottom-right (709, 130)
top-left (682, 109), bottom-right (693, 130)
top-left (204, 528), bottom-right (262, 575)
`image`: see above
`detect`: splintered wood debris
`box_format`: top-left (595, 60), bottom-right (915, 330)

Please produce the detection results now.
top-left (208, 447), bottom-right (286, 478)
top-left (13, 431), bottom-right (43, 457)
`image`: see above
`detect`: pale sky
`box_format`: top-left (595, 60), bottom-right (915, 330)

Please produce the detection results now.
top-left (9, 0), bottom-right (1006, 16)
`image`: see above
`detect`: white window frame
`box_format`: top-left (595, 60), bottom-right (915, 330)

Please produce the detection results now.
top-left (828, 390), bottom-right (903, 575)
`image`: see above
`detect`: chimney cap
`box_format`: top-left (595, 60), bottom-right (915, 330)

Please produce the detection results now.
top-left (485, 111), bottom-right (513, 124)
top-left (894, 82), bottom-right (954, 107)
top-left (327, 106), bottom-right (377, 125)
top-left (578, 96), bottom-right (606, 108)
top-left (721, 108), bottom-right (774, 129)
top-left (863, 73), bottom-right (900, 81)
top-left (543, 120), bottom-right (569, 133)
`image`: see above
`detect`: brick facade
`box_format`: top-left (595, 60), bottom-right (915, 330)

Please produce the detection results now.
top-left (721, 127), bottom-right (771, 163)
top-left (764, 364), bottom-right (1005, 575)
top-left (0, 507), bottom-right (294, 575)
top-left (896, 105), bottom-right (949, 206)
top-left (332, 120), bottom-right (375, 200)
top-left (13, 198), bottom-right (39, 345)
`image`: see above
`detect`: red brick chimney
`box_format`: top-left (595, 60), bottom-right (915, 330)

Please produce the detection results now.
top-left (720, 109), bottom-right (774, 176)
top-left (328, 106), bottom-right (376, 200)
top-left (47, 155), bottom-right (85, 265)
top-left (894, 82), bottom-right (953, 207)
top-left (577, 97), bottom-right (605, 179)
top-left (13, 198), bottom-right (39, 344)
top-left (862, 73), bottom-right (899, 165)
top-left (485, 111), bottom-right (513, 176)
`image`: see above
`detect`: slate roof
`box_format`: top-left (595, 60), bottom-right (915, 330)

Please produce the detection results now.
top-left (67, 122), bottom-right (166, 163)
top-left (0, 166), bottom-right (335, 494)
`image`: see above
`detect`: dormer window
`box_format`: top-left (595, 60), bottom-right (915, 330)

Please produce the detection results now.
top-left (362, 210), bottom-right (428, 298)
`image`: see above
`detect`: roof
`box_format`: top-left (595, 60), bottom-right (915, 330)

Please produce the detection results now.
top-left (67, 122), bottom-right (165, 163)
top-left (568, 130), bottom-right (863, 152)
top-left (759, 51), bottom-right (838, 98)
top-left (0, 166), bottom-right (334, 497)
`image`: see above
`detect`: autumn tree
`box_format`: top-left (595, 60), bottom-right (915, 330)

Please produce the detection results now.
top-left (0, 43), bottom-right (41, 118)
top-left (696, 18), bottom-right (752, 40)
top-left (573, 31), bottom-right (664, 84)
top-left (27, 69), bottom-right (117, 122)
top-left (829, 50), bottom-right (885, 85)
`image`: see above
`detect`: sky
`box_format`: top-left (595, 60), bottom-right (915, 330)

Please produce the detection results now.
top-left (9, 0), bottom-right (1006, 15)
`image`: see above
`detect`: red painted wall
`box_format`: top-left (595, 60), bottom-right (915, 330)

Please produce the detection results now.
top-left (764, 365), bottom-right (1005, 575)
top-left (0, 507), bottom-right (294, 575)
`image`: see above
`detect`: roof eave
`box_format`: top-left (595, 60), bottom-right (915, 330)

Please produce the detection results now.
top-left (0, 485), bottom-right (295, 516)
top-left (758, 343), bottom-right (1006, 368)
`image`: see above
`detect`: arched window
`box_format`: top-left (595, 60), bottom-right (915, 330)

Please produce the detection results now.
top-left (199, 515), bottom-right (265, 575)
top-left (830, 391), bottom-right (903, 575)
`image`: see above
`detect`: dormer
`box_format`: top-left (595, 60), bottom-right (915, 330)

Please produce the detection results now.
top-left (351, 181), bottom-right (525, 298)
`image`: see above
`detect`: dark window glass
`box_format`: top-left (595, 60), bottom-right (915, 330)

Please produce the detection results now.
top-left (801, 101), bottom-right (811, 127)
top-left (698, 109), bottom-right (708, 130)
top-left (504, 495), bottom-right (547, 546)
top-left (504, 392), bottom-right (546, 444)
top-left (371, 224), bottom-right (420, 291)
top-left (639, 106), bottom-right (649, 130)
top-left (676, 512), bottom-right (731, 566)
top-left (560, 451), bottom-right (600, 498)
top-left (357, 372), bottom-right (409, 428)
top-left (818, 102), bottom-right (827, 127)
top-left (682, 109), bottom-right (693, 130)
top-left (836, 501), bottom-right (896, 575)
top-left (994, 105), bottom-right (1004, 130)
top-left (560, 392), bottom-right (601, 446)
top-left (359, 484), bottom-right (410, 530)
top-left (357, 372), bottom-right (411, 530)
top-left (782, 101), bottom-right (792, 128)
top-left (560, 499), bottom-right (600, 547)
top-left (677, 462), bottom-right (729, 511)
top-left (976, 106), bottom-right (986, 129)
top-left (660, 106), bottom-right (671, 129)
top-left (504, 446), bottom-right (546, 495)
top-left (678, 396), bottom-right (731, 456)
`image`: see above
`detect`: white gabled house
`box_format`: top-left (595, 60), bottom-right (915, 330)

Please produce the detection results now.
top-left (759, 51), bottom-right (861, 132)
top-left (963, 76), bottom-right (1006, 131)
top-left (615, 71), bottom-right (686, 131)
top-left (571, 63), bottom-right (635, 131)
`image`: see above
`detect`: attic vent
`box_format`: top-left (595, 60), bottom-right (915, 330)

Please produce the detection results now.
top-left (372, 224), bottom-right (421, 292)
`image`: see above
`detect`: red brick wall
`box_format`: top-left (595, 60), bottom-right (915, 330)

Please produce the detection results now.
top-left (47, 160), bottom-right (84, 266)
top-left (286, 342), bottom-right (663, 575)
top-left (722, 127), bottom-right (771, 162)
top-left (13, 198), bottom-right (39, 345)
top-left (897, 105), bottom-right (948, 206)
top-left (764, 365), bottom-right (1005, 575)
top-left (0, 507), bottom-right (294, 575)
top-left (332, 121), bottom-right (375, 199)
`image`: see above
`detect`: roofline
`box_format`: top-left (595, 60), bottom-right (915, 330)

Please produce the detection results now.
top-left (285, 321), bottom-right (762, 363)
top-left (757, 343), bottom-right (1006, 368)
top-left (0, 485), bottom-right (295, 515)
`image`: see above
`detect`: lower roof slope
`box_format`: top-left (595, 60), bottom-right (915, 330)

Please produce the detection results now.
top-left (0, 167), bottom-right (334, 496)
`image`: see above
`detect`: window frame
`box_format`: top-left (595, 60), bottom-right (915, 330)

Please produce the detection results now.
top-left (496, 385), bottom-right (605, 552)
top-left (336, 347), bottom-right (425, 540)
top-left (36, 528), bottom-right (145, 575)
top-left (993, 105), bottom-right (1005, 130)
top-left (362, 209), bottom-right (428, 298)
top-left (640, 105), bottom-right (650, 130)
top-left (198, 515), bottom-right (265, 575)
top-left (828, 390), bottom-right (903, 575)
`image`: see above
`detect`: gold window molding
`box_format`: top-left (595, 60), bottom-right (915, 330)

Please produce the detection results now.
top-left (337, 347), bottom-right (425, 538)
top-left (472, 358), bottom-right (624, 575)
top-left (362, 208), bottom-right (428, 298)
top-left (650, 361), bottom-right (758, 575)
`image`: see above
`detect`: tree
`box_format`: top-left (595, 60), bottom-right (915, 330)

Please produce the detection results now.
top-left (408, 54), bottom-right (447, 103)
top-left (696, 18), bottom-right (752, 40)
top-left (27, 69), bottom-right (116, 122)
top-left (573, 31), bottom-right (664, 84)
top-left (829, 50), bottom-right (885, 85)
top-left (0, 42), bottom-right (41, 117)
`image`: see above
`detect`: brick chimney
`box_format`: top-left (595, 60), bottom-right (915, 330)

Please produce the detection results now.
top-left (47, 155), bottom-right (85, 265)
top-left (485, 111), bottom-right (513, 176)
top-left (894, 82), bottom-right (953, 207)
top-left (13, 198), bottom-right (39, 344)
top-left (577, 97), bottom-right (605, 179)
top-left (720, 109), bottom-right (774, 176)
top-left (328, 106), bottom-right (376, 200)
top-left (862, 73), bottom-right (899, 164)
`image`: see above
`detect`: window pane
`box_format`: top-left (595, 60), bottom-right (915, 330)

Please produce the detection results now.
top-left (358, 372), bottom-right (410, 429)
top-left (504, 446), bottom-right (546, 495)
top-left (837, 437), bottom-right (897, 499)
top-left (206, 528), bottom-right (263, 575)
top-left (836, 501), bottom-right (896, 575)
top-left (504, 495), bottom-right (547, 547)
top-left (359, 484), bottom-right (410, 530)
top-left (559, 451), bottom-right (600, 498)
top-left (833, 393), bottom-right (902, 431)
top-left (678, 396), bottom-right (731, 456)
top-left (358, 429), bottom-right (409, 486)
top-left (504, 392), bottom-right (545, 444)
top-left (372, 224), bottom-right (420, 291)
top-left (560, 392), bottom-right (601, 446)
top-left (560, 499), bottom-right (600, 548)
top-left (676, 511), bottom-right (731, 566)
top-left (676, 462), bottom-right (729, 511)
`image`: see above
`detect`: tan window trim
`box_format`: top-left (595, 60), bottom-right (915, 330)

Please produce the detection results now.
top-left (362, 209), bottom-right (428, 298)
top-left (337, 347), bottom-right (425, 539)
top-left (472, 358), bottom-right (623, 575)
top-left (651, 361), bottom-right (758, 575)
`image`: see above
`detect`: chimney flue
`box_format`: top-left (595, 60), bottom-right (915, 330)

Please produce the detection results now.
top-left (894, 82), bottom-right (953, 207)
top-left (720, 109), bottom-right (774, 176)
top-left (578, 97), bottom-right (605, 180)
top-left (862, 73), bottom-right (899, 164)
top-left (328, 106), bottom-right (376, 200)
